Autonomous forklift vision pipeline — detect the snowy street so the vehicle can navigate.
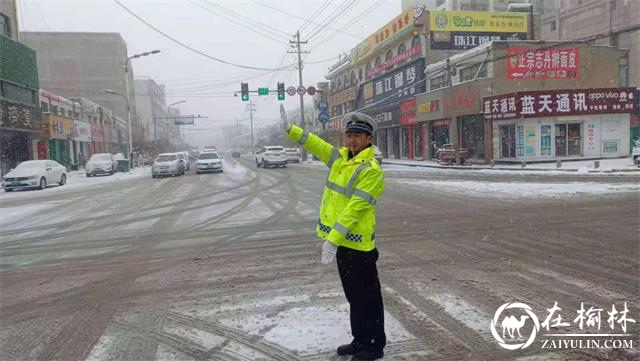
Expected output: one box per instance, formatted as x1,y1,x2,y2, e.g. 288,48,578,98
0,158,638,361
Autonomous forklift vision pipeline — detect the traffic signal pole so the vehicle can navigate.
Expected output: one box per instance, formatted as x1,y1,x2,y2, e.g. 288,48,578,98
289,31,309,126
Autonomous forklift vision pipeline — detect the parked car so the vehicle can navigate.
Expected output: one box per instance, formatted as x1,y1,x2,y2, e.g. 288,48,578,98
152,153,183,177
231,149,242,158
85,153,117,177
373,145,383,165
196,151,223,173
632,140,640,166
2,160,67,192
284,147,302,163
256,146,288,168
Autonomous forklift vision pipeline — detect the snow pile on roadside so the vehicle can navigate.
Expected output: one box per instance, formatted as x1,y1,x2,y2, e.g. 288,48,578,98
395,179,640,198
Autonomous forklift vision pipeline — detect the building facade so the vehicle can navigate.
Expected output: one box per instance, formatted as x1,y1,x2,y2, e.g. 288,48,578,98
416,40,633,162
0,1,42,176
134,77,167,143
19,32,139,136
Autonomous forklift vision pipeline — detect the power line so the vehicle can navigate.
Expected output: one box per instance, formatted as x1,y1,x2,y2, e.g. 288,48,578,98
299,0,333,34
250,0,361,39
196,0,291,41
305,0,360,41
112,0,296,71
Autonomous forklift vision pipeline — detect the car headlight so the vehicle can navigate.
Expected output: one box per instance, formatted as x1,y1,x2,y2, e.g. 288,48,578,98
28,175,39,179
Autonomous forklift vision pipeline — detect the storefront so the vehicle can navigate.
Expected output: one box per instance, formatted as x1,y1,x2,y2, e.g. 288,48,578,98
43,114,74,164
359,59,426,159
484,88,637,160
400,98,419,159
74,120,91,166
90,122,104,155
0,99,42,176
416,89,445,160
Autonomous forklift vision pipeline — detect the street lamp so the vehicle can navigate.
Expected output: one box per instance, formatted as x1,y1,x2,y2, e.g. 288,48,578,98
164,100,186,147
122,50,161,166
105,89,131,167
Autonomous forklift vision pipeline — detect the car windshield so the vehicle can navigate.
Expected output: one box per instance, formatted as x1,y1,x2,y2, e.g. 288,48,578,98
3,2,638,360
199,153,219,159
155,155,176,162
90,154,111,161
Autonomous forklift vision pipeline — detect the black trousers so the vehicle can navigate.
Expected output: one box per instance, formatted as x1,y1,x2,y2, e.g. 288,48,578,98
336,246,386,350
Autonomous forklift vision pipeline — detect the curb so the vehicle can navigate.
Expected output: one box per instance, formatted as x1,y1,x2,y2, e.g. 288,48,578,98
383,160,640,173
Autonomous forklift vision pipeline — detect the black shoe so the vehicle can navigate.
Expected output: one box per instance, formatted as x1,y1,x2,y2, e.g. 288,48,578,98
337,342,364,356
351,348,384,360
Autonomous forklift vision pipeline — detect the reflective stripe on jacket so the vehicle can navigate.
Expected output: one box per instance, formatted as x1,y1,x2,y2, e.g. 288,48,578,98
287,124,384,251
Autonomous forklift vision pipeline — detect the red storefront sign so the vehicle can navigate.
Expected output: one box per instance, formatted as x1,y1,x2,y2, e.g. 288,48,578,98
507,48,579,79
400,98,417,125
484,88,637,120
366,44,421,80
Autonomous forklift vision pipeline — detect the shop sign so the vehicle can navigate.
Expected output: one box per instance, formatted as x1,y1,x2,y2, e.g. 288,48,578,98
366,43,422,79
43,115,74,140
0,100,41,131
445,80,490,116
363,82,374,100
366,59,425,108
400,98,417,125
351,8,415,65
484,88,637,120
362,104,399,128
430,31,527,50
418,99,440,114
329,86,357,106
603,140,619,153
74,121,91,142
430,11,527,33
586,122,596,153
507,48,579,80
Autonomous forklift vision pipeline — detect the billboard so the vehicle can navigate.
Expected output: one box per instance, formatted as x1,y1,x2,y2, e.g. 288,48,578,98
351,8,415,66
429,11,527,33
483,88,637,121
364,59,426,108
507,48,580,79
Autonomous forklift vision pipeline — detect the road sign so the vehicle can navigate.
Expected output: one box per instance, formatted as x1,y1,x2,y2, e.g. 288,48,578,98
258,87,269,96
318,100,328,111
318,111,330,124
297,85,306,95
307,86,316,96
286,86,297,96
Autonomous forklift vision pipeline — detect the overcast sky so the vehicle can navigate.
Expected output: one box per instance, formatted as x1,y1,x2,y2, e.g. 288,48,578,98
17,0,403,147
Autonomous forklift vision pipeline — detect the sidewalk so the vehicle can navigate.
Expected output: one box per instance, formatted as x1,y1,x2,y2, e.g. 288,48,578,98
383,157,640,173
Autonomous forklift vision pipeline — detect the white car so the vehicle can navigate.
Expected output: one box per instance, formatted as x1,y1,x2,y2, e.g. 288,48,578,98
632,140,640,165
152,153,183,177
86,153,117,177
373,145,383,165
178,151,190,171
2,160,67,192
256,146,287,168
196,151,223,173
284,147,302,163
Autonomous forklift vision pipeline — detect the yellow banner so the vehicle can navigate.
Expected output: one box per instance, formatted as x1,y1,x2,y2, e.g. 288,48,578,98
351,8,415,66
429,11,527,33
43,115,74,139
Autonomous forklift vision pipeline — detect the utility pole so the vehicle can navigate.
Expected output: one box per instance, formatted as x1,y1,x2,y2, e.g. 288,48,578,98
289,31,309,127
246,102,256,153
446,57,461,166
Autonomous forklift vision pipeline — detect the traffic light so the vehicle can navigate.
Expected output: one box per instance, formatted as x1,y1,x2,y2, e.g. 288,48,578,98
241,82,249,101
277,82,285,100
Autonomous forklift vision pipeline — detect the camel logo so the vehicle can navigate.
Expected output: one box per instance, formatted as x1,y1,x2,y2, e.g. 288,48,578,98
491,303,540,350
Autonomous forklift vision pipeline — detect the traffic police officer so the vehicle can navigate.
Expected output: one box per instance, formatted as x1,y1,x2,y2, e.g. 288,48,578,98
285,112,385,360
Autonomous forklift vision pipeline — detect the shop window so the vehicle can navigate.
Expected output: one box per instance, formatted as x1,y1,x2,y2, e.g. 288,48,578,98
459,63,487,82
555,123,582,157
430,75,447,90
398,43,406,54
0,13,10,38
500,124,516,158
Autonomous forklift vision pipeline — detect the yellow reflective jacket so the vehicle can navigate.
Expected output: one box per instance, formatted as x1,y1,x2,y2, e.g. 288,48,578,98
287,125,384,252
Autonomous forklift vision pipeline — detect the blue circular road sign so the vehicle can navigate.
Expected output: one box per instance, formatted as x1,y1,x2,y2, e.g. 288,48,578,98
318,100,329,112
318,111,330,123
